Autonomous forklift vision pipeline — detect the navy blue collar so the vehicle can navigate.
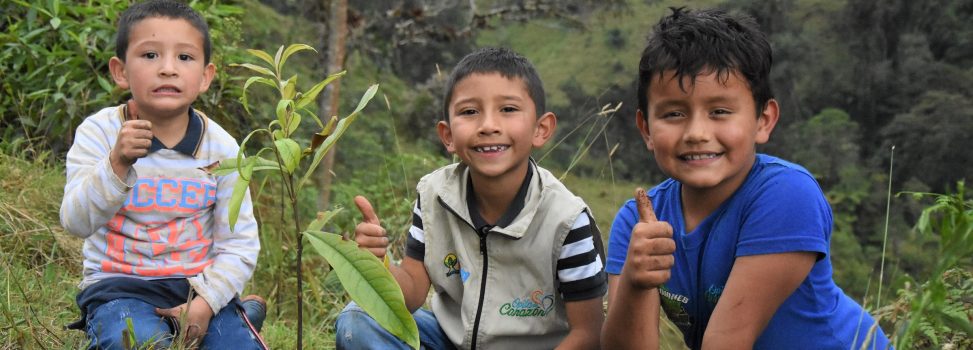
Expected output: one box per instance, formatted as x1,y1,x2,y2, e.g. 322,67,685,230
148,107,205,158
467,161,534,230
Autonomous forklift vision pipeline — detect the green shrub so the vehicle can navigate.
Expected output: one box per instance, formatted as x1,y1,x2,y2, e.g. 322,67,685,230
0,0,245,157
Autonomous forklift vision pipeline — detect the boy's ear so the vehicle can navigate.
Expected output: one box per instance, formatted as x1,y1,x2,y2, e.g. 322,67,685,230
437,120,456,153
198,63,217,93
755,99,780,144
635,109,654,151
109,57,129,90
531,112,557,148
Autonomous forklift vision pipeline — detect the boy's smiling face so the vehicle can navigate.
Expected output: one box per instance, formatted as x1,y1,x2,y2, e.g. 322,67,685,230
438,72,555,185
638,69,778,197
109,17,215,121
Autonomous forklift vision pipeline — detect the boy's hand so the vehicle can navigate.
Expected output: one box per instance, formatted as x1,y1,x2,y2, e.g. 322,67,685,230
109,100,152,176
156,296,214,347
354,195,389,260
622,188,676,290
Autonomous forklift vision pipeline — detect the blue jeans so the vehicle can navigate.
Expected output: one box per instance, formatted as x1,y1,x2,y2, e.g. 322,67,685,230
335,302,455,350
85,298,263,349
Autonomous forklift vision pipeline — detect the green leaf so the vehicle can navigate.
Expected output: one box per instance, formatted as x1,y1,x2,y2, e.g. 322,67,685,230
212,157,281,176
96,76,112,93
228,158,255,232
274,138,302,174
282,75,297,100
306,209,342,232
305,231,419,350
273,45,284,74
295,70,346,109
246,49,275,67
50,17,60,30
278,43,316,74
288,110,302,136
297,84,379,191
240,76,276,114
275,99,293,135
233,63,275,78
935,308,973,336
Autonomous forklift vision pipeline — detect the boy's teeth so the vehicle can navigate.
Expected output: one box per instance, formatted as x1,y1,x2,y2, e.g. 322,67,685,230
685,153,718,160
475,145,508,152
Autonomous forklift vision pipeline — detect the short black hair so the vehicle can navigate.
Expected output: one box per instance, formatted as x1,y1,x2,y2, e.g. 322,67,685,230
442,47,546,121
637,7,773,118
115,0,211,64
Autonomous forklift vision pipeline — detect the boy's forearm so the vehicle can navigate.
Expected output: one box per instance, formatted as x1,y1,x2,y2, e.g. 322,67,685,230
557,297,604,350
390,257,431,312
61,124,134,237
603,275,661,350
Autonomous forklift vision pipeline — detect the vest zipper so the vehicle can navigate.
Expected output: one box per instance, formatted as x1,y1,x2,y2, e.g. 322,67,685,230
470,226,490,350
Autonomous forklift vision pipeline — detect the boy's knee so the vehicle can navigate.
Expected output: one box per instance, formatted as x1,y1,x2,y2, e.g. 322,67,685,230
87,299,173,349
335,302,386,346
89,321,172,349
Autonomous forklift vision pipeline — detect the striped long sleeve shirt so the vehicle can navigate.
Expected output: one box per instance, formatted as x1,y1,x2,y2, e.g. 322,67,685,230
60,105,259,313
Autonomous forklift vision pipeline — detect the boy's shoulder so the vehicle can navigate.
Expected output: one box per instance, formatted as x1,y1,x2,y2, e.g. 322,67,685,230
734,154,826,207
82,104,127,126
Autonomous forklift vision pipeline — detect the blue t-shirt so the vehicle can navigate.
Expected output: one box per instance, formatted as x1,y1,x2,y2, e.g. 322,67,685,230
606,154,890,349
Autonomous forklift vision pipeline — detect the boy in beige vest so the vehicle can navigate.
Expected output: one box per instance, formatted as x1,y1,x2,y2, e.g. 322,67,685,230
335,47,607,350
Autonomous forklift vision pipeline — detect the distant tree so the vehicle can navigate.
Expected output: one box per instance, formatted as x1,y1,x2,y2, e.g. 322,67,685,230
881,91,973,192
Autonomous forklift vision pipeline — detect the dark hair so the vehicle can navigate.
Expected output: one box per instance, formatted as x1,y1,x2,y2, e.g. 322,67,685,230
115,0,211,64
442,47,546,120
637,7,773,118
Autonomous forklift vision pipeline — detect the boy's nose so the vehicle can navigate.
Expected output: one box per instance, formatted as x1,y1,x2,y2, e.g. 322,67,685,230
478,112,501,135
683,114,711,144
159,57,178,77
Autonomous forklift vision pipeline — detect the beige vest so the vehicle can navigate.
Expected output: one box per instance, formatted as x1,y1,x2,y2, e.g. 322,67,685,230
416,162,589,349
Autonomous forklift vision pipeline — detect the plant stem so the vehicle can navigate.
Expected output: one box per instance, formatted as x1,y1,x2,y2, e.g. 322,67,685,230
876,145,894,310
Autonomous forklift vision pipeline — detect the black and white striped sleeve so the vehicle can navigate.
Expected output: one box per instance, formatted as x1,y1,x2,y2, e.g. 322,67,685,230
556,210,608,301
405,195,425,261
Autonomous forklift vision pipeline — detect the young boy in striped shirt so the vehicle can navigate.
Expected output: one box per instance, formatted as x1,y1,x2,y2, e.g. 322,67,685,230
335,47,608,349
61,1,265,348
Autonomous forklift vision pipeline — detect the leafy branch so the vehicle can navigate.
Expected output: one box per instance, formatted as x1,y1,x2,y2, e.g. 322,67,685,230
216,44,417,349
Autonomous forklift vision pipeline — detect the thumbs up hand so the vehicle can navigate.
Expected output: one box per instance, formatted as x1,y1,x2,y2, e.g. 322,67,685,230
622,188,676,290
354,195,389,260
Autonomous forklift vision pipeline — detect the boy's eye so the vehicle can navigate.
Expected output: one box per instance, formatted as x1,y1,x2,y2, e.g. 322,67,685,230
457,108,478,116
143,52,158,59
660,111,684,119
712,109,732,117
500,106,519,113
178,54,193,61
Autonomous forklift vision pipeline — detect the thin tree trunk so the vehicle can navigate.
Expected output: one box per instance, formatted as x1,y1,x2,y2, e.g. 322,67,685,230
316,0,348,211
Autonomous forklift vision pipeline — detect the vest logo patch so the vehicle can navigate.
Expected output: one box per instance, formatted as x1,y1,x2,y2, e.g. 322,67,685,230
443,253,460,277
499,290,554,318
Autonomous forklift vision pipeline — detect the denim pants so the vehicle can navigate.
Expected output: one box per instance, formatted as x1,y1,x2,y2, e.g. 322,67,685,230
335,302,456,350
85,298,264,349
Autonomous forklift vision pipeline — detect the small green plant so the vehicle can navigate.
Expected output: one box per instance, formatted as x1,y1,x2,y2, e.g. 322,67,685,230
882,182,973,348
217,44,417,349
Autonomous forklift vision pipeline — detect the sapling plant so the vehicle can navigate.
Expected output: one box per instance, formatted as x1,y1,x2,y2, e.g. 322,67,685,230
216,44,418,349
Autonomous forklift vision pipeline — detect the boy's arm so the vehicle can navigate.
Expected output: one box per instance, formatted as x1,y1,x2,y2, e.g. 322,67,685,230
701,252,815,349
603,274,661,349
603,189,675,350
556,297,604,350
60,115,146,237
187,167,260,314
390,256,432,312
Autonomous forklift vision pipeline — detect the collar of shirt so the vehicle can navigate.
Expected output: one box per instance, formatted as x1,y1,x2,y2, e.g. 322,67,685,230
466,160,535,231
147,107,206,158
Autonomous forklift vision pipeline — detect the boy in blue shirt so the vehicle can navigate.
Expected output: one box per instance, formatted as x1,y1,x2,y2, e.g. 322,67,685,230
602,7,890,349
